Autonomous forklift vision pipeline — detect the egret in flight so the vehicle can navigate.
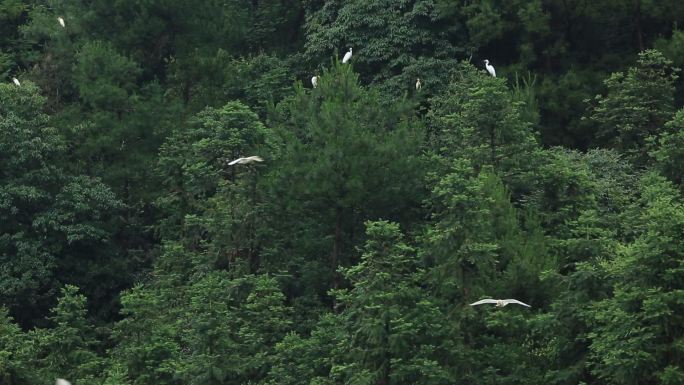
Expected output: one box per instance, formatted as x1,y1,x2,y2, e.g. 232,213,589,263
58,17,65,28
415,78,422,91
311,75,319,88
484,60,496,77
12,77,20,86
469,298,530,307
56,379,72,385
228,156,264,166
342,48,352,64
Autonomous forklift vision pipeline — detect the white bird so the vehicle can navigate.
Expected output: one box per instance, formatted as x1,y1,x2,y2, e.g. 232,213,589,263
415,78,422,91
311,75,319,88
57,17,65,28
228,156,264,166
469,298,531,308
342,48,352,64
56,379,72,385
12,77,20,86
484,59,496,77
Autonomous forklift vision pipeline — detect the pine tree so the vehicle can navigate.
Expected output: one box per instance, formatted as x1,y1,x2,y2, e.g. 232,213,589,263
0,307,34,385
157,101,274,242
31,285,102,383
651,109,684,188
589,173,684,385
110,244,186,385
586,50,679,164
178,273,291,385
529,148,636,385
427,63,541,197
328,221,452,385
262,320,340,385
302,0,466,97
267,62,424,291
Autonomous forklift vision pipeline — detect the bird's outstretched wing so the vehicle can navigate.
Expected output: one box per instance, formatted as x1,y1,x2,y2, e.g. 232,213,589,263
503,299,531,307
246,156,264,163
228,157,244,166
56,379,72,385
228,156,263,166
469,299,498,306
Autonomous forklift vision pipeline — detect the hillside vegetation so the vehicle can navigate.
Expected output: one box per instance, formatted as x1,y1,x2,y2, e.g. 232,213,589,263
1,1,684,384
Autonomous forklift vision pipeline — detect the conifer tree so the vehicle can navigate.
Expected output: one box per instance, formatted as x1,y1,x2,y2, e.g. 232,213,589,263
587,50,679,164
589,173,684,385
651,109,684,188
329,221,452,385
31,285,102,383
303,0,466,95
0,307,33,385
428,63,540,197
110,245,186,385
268,62,424,290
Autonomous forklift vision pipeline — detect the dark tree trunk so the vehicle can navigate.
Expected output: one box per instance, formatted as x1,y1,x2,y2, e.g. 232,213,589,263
490,126,497,167
249,168,260,273
182,79,191,106
634,0,644,51
378,310,391,385
332,205,343,289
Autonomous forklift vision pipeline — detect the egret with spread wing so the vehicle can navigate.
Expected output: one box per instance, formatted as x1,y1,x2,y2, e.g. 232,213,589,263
228,156,264,166
469,298,530,307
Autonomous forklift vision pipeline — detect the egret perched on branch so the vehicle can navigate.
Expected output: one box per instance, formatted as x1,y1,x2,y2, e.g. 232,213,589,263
484,59,496,77
342,48,352,64
12,77,20,86
469,298,530,307
228,156,264,166
56,379,72,385
57,17,65,28
415,78,422,91
311,75,319,88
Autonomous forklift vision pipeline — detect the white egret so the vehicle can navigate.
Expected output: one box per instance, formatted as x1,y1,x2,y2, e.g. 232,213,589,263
342,48,352,64
415,78,422,91
56,379,72,385
484,59,496,77
469,298,531,308
228,156,264,166
12,77,20,87
311,75,319,88
57,17,65,28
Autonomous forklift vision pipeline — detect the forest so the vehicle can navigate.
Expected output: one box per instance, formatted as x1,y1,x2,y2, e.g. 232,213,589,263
1,0,683,384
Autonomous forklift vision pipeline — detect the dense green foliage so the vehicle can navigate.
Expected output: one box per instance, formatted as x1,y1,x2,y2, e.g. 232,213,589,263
1,1,684,384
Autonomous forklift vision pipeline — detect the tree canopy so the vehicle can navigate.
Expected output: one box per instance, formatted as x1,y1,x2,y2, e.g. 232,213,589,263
2,1,684,384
